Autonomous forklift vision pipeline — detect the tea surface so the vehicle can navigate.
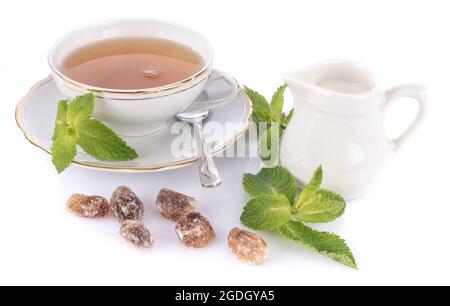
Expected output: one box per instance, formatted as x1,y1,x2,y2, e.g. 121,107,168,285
62,37,204,90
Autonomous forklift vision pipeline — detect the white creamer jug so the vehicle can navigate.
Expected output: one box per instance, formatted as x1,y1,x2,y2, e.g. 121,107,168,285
281,60,427,199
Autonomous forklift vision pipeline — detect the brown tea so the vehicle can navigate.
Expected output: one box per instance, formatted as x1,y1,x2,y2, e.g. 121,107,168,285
62,37,204,90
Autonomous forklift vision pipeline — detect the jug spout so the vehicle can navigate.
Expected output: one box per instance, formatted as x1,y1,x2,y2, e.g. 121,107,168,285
282,60,380,115
282,71,311,94
284,60,376,94
282,71,315,107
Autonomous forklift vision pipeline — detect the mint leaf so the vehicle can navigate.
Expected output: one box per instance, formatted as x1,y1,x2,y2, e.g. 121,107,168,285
297,166,323,205
294,166,345,223
295,189,345,223
278,221,357,269
239,165,355,268
76,119,138,161
66,93,95,126
281,108,294,129
52,100,68,140
51,94,138,173
244,86,271,126
245,85,294,162
270,84,287,122
243,166,298,203
51,127,77,173
239,166,355,268
241,194,292,230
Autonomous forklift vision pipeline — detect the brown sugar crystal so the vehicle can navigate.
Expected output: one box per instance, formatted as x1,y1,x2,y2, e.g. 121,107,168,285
176,212,215,248
110,186,144,222
156,188,196,221
66,194,109,218
228,228,268,265
119,220,153,249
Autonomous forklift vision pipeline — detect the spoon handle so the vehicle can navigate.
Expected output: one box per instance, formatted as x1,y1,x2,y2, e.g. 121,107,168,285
193,120,222,188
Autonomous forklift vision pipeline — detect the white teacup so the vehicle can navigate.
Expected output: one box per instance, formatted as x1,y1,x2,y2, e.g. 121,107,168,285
48,19,239,136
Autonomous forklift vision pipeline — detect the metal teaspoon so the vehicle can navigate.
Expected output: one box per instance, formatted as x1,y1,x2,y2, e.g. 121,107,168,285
176,110,222,188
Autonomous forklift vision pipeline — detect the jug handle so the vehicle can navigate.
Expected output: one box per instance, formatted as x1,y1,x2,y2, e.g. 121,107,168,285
383,84,427,151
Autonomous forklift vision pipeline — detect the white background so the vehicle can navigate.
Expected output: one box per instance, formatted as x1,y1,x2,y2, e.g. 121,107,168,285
1,0,449,286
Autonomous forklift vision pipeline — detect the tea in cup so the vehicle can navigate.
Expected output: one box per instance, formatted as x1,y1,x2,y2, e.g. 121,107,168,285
48,19,239,136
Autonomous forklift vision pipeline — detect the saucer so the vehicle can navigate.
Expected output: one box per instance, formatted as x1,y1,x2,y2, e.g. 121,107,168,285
16,76,252,172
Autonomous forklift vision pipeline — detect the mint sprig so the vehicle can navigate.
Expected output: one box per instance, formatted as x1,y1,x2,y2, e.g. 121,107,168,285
294,167,345,223
243,166,297,203
241,166,357,269
52,100,69,141
51,127,77,173
245,85,293,132
241,194,292,230
278,221,357,269
51,93,138,173
245,85,294,165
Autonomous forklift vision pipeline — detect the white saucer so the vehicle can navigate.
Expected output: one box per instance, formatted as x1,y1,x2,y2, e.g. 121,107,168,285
16,76,252,172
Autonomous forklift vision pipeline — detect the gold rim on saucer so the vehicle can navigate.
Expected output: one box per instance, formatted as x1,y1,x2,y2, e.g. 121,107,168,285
15,77,253,173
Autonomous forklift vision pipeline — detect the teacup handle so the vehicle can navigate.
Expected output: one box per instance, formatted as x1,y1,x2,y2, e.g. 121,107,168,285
185,69,240,112
383,84,427,151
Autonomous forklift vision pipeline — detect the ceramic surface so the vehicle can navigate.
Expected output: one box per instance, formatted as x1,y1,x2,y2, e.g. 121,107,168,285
16,77,252,173
281,59,427,199
48,19,239,136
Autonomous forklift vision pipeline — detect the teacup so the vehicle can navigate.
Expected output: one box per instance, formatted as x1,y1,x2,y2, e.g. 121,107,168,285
48,19,239,136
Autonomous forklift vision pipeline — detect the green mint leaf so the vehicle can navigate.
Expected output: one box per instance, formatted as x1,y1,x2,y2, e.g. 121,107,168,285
241,194,292,230
281,108,294,129
270,84,287,122
243,166,298,204
297,166,323,205
51,94,139,173
66,93,95,126
244,86,271,125
76,119,138,161
51,127,77,173
294,166,345,223
245,85,294,163
278,221,357,269
52,100,69,140
295,189,346,223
